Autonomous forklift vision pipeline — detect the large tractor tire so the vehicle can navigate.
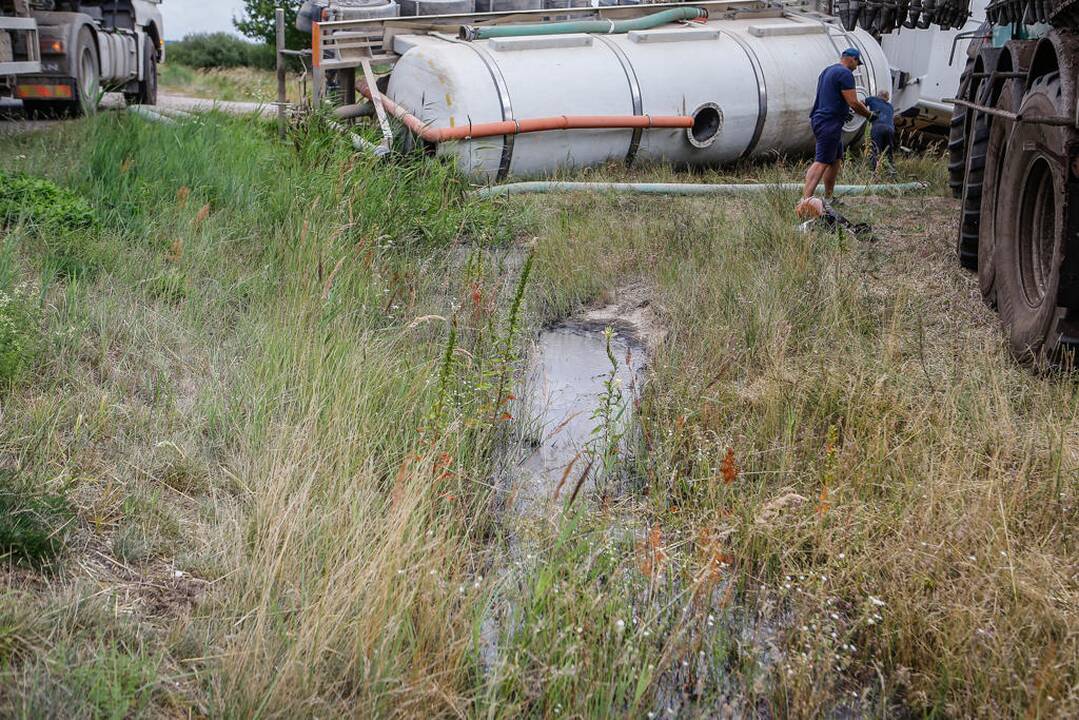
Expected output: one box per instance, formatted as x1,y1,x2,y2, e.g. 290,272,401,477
976,78,1021,306
994,72,1073,362
946,56,975,199
957,48,1002,272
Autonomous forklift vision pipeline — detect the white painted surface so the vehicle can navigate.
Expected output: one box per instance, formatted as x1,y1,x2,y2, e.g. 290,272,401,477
387,17,890,179
880,0,988,126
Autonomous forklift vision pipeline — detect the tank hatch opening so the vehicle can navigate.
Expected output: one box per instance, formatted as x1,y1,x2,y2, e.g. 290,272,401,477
688,103,723,148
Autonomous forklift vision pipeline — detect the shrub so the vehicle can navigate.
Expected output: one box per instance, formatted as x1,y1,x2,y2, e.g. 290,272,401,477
0,171,98,233
166,33,276,71
0,172,103,279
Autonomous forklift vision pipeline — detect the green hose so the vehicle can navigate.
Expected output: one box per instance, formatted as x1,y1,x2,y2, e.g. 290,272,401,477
473,181,928,199
459,7,708,41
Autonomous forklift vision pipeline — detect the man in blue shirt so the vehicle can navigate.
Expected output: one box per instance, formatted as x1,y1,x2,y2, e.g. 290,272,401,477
800,48,876,205
865,89,896,175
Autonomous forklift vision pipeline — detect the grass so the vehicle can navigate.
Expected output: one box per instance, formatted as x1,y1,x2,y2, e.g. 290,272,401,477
0,470,72,567
160,62,303,104
0,108,1074,719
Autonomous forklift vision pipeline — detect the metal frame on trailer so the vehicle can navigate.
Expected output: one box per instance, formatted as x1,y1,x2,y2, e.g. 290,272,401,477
310,1,783,68
0,14,40,77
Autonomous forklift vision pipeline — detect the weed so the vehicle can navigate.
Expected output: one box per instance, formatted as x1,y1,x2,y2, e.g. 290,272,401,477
143,269,188,304
0,471,72,567
0,171,97,233
0,171,103,279
55,646,158,720
589,326,628,491
0,280,40,387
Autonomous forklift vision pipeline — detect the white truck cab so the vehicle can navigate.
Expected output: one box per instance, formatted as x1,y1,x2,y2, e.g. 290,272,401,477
1,1,164,116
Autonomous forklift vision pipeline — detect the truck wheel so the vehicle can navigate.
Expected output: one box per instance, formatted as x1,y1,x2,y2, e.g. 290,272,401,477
69,26,100,117
126,38,158,106
946,56,975,199
994,73,1070,362
976,78,1020,306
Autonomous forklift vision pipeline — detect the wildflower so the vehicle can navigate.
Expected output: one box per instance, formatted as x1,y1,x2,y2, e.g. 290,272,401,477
721,447,738,484
868,596,885,607
615,619,625,634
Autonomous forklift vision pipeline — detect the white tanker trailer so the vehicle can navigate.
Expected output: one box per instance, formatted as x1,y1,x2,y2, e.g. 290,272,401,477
307,1,891,179
878,0,988,130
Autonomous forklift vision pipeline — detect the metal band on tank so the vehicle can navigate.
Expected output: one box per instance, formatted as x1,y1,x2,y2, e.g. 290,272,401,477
844,33,877,98
595,36,645,166
719,30,767,159
440,34,516,180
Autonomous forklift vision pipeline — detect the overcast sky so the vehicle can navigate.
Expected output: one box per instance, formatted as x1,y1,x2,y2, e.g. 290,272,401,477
161,0,248,41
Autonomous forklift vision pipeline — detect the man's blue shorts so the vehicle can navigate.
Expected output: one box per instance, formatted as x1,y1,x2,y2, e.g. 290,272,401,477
811,117,845,164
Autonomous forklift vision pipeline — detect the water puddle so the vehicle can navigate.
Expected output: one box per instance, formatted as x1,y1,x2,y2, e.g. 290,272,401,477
508,324,643,515
479,290,659,674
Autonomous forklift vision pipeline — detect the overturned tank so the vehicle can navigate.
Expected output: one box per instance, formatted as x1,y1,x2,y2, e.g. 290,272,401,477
381,12,890,179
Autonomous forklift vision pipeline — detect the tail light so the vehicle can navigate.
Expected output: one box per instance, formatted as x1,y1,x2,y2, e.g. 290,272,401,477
40,38,65,55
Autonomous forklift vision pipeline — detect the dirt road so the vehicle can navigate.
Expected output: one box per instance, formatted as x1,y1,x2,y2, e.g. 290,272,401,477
0,92,275,134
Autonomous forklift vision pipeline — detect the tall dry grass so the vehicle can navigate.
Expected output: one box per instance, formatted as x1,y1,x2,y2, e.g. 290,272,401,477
0,111,1073,718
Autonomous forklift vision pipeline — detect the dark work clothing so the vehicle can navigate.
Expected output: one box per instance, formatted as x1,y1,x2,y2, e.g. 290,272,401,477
870,125,895,171
812,116,845,164
865,96,895,130
811,63,856,122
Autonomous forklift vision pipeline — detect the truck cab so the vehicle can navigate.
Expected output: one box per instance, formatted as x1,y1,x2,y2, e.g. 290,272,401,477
2,1,164,116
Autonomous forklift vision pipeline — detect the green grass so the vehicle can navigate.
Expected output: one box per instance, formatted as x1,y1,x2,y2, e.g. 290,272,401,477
0,109,1073,719
160,62,301,104
0,470,72,567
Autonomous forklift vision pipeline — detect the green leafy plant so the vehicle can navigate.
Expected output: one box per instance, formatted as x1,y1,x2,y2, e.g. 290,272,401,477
0,171,103,278
0,171,98,233
0,471,72,567
589,326,628,491
0,277,41,387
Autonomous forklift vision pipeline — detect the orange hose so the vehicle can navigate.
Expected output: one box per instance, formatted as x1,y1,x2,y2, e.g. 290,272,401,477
359,84,693,142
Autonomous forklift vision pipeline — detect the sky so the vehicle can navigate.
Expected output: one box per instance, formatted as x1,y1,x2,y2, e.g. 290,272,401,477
160,0,249,41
